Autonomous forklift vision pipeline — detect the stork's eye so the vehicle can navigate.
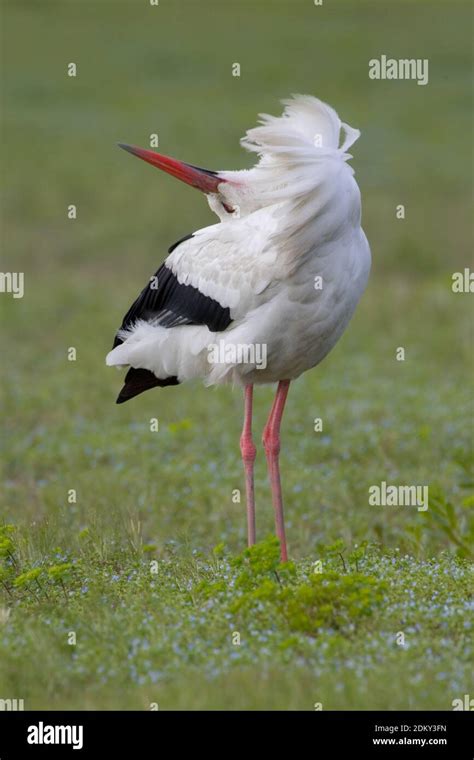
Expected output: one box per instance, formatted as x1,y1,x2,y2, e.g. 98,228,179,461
222,202,235,214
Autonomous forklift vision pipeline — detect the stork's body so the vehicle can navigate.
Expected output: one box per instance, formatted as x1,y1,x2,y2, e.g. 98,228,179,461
107,96,371,560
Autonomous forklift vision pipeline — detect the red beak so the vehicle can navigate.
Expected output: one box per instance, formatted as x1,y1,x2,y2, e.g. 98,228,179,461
118,143,223,194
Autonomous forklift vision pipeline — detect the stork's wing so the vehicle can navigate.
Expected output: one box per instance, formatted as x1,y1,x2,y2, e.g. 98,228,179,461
112,234,232,348
112,219,279,348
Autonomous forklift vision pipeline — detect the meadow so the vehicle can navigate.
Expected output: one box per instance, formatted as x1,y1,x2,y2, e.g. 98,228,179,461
0,0,472,710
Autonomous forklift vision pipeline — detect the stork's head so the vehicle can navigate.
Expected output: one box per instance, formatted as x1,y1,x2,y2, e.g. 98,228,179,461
117,143,248,222
118,95,361,224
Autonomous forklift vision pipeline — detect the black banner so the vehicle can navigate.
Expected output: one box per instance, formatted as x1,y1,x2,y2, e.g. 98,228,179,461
0,710,472,757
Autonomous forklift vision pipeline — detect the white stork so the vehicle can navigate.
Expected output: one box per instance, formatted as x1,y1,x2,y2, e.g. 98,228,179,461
106,95,371,561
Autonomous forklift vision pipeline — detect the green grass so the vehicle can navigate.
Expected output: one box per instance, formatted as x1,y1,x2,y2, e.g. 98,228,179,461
0,0,472,710
1,532,472,710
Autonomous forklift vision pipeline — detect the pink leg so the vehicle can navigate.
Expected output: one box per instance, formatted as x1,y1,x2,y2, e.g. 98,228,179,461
262,380,291,562
240,385,257,546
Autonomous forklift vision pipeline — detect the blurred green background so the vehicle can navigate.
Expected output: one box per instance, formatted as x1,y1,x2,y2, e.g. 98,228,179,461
0,0,472,710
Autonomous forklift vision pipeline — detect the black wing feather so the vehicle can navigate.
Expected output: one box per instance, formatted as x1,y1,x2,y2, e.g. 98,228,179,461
112,236,232,404
113,257,232,348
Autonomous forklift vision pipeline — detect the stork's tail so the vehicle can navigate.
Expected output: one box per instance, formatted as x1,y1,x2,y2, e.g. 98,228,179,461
116,367,179,404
